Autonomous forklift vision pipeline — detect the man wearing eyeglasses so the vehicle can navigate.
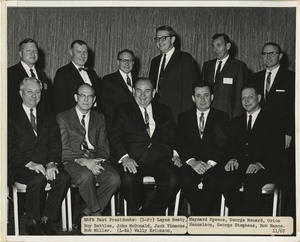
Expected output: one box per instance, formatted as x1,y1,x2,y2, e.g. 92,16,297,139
56,83,120,231
202,33,249,119
101,49,138,131
53,40,101,114
149,25,197,121
252,42,295,218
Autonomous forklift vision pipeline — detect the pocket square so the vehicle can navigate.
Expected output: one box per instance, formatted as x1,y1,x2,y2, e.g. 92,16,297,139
276,89,285,92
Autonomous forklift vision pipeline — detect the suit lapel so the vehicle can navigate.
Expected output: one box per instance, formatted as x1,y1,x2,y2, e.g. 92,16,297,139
116,71,133,96
68,62,85,86
19,106,37,138
17,62,29,78
164,50,179,75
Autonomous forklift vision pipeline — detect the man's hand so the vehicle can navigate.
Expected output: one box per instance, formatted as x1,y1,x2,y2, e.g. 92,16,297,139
172,156,182,167
75,158,105,175
224,159,239,172
25,161,46,175
189,159,208,175
45,163,59,181
122,157,139,174
285,135,292,149
246,162,263,174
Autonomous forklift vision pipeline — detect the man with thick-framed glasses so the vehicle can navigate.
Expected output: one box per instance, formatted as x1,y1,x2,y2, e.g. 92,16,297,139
56,83,120,231
149,25,197,122
252,42,295,219
101,49,138,131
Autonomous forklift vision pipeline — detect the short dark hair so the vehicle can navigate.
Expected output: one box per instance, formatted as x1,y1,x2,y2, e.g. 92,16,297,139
19,38,38,51
262,42,282,53
117,49,135,60
134,77,154,90
212,33,231,45
71,40,88,49
241,82,262,96
192,81,213,95
156,25,176,37
77,83,95,94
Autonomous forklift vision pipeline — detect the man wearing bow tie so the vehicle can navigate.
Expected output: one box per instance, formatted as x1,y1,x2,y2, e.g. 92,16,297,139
175,81,229,215
8,38,53,115
53,40,101,114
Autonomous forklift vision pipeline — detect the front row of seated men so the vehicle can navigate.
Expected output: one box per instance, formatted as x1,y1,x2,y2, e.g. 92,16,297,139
8,77,285,235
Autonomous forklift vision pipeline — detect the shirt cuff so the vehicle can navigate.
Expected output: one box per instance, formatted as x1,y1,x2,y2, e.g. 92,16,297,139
207,160,217,167
186,158,196,164
173,150,179,157
119,154,129,163
255,162,265,169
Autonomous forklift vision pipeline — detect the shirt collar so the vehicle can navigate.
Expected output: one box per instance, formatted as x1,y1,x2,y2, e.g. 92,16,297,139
75,106,90,119
119,69,132,80
247,107,261,119
217,54,230,64
21,61,35,71
266,64,280,74
196,108,210,117
72,61,85,70
163,47,175,58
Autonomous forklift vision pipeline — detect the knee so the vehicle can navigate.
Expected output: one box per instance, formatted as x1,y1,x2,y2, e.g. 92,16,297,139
120,172,135,188
57,171,71,187
28,173,47,188
77,168,95,184
107,171,121,189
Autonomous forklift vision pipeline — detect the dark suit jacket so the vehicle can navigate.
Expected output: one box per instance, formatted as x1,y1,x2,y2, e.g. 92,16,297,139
252,67,295,136
8,62,52,114
101,70,138,131
229,110,284,172
202,57,249,119
56,107,110,162
175,108,229,166
8,105,62,185
53,62,101,114
109,100,176,166
149,49,197,121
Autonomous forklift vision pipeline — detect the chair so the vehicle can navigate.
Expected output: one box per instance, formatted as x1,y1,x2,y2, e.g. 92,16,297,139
66,183,116,231
12,182,70,235
123,176,181,216
220,183,281,216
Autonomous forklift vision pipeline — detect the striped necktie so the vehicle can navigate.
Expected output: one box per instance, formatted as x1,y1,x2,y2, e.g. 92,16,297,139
81,115,90,157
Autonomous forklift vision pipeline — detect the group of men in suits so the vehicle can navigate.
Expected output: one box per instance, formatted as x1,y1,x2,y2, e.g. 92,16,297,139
7,25,295,235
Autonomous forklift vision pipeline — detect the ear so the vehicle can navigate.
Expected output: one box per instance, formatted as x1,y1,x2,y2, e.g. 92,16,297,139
192,95,195,103
133,88,136,96
152,90,156,98
211,94,214,102
19,90,23,99
92,96,96,104
19,51,22,59
279,53,283,61
69,49,73,56
258,94,262,103
74,93,78,102
226,42,231,51
171,36,176,44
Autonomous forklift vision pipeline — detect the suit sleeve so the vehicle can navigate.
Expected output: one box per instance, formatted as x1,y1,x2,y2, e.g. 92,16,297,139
101,75,115,122
174,114,191,162
94,115,110,159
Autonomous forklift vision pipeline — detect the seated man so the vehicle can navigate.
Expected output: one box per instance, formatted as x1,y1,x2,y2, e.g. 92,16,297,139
222,83,284,215
8,77,71,235
175,81,229,215
109,77,180,215
56,83,120,230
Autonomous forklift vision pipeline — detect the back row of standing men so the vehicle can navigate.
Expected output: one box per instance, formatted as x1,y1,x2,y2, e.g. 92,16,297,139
8,25,295,235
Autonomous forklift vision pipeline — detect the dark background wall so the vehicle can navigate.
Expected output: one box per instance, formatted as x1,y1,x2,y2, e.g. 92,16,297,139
7,7,296,82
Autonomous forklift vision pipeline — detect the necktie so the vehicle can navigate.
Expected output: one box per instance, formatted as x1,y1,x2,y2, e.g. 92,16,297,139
265,72,272,98
81,115,90,157
30,69,36,78
199,112,205,137
215,60,222,82
144,108,150,136
247,115,252,134
126,75,132,87
78,67,88,72
157,54,166,92
30,108,37,134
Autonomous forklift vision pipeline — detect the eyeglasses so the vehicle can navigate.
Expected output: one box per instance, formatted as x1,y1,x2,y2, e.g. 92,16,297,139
154,36,172,42
261,51,280,57
77,93,95,100
118,59,134,63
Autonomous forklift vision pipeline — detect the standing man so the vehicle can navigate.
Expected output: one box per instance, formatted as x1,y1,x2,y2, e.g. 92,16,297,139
175,82,229,215
101,49,138,131
202,33,249,119
53,40,101,114
252,42,295,217
8,38,52,114
109,78,180,215
8,77,70,235
56,83,120,230
149,25,197,121
222,84,283,215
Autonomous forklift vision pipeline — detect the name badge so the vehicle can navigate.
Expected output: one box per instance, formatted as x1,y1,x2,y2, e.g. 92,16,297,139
276,89,285,92
43,83,48,90
223,77,233,84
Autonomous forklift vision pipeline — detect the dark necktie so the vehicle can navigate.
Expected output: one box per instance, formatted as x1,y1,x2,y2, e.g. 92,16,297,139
215,60,222,82
78,67,88,72
199,112,205,137
265,71,272,98
144,108,150,136
126,75,132,87
247,114,252,134
30,69,36,78
81,115,90,157
30,108,37,134
157,54,166,92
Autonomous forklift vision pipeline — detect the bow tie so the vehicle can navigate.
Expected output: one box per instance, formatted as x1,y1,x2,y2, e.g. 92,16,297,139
78,67,88,72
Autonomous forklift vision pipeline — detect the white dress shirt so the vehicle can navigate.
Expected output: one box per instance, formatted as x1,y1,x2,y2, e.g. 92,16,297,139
75,107,94,150
21,61,39,79
119,70,133,92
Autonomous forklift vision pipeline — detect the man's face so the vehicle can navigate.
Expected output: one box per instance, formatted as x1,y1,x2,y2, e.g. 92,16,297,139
155,30,175,54
262,44,283,70
19,81,41,108
192,86,213,112
75,85,96,113
117,51,134,74
133,80,155,108
69,43,88,67
212,36,231,60
19,42,38,67
241,88,261,114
